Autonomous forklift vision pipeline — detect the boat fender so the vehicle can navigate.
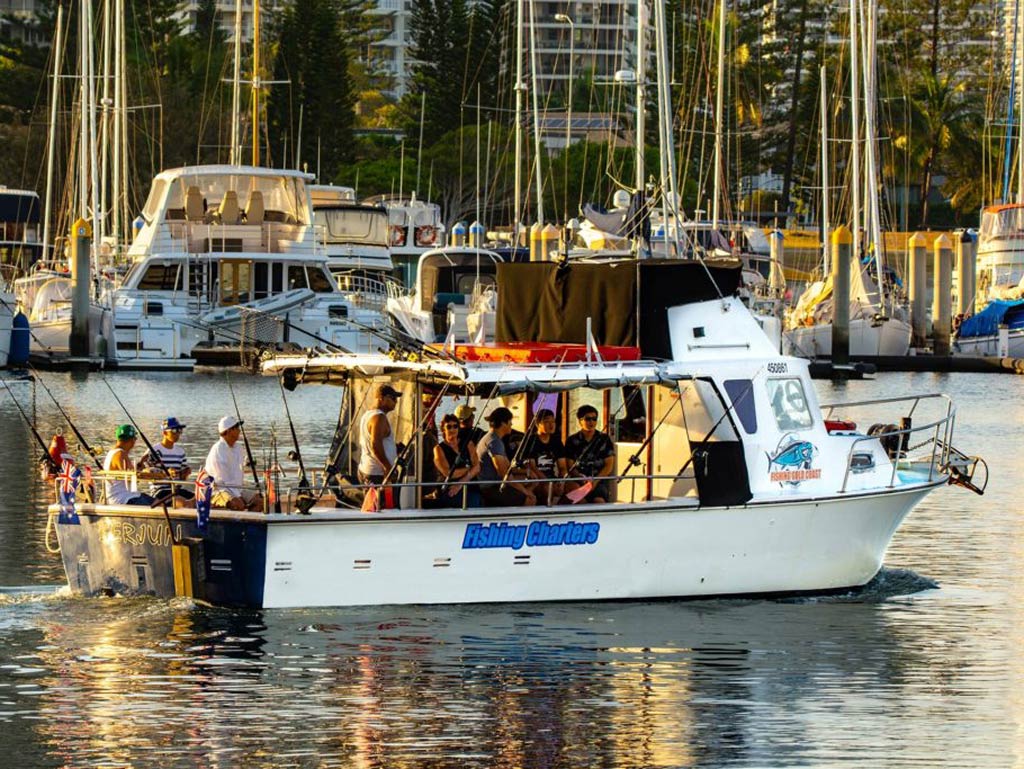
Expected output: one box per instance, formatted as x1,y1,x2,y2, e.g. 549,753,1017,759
867,423,901,460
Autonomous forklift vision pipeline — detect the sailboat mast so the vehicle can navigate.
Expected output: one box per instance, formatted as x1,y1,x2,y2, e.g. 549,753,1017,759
712,0,725,229
112,0,123,251
820,65,830,275
86,0,100,254
252,0,261,166
1019,3,1024,202
78,0,88,220
99,0,110,249
527,0,544,225
231,0,242,165
849,0,861,264
863,0,885,303
513,0,524,241
43,3,65,260
635,0,646,196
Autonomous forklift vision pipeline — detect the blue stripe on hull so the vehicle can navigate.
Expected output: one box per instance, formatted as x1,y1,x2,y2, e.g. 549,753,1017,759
56,512,267,607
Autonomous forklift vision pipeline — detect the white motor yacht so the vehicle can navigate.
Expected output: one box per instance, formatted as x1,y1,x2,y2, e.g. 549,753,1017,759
107,165,391,369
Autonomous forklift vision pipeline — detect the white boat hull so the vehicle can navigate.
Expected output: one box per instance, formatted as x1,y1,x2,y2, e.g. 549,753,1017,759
784,317,912,358
259,485,932,608
953,328,1024,358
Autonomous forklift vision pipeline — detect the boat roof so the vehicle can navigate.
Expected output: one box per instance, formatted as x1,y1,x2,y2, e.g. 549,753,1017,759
152,165,316,183
982,203,1024,214
262,351,685,394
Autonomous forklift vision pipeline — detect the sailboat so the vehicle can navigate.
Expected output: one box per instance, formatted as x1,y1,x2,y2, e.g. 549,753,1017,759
783,0,911,359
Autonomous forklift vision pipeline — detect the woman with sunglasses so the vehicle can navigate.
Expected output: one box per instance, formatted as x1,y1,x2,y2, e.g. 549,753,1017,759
430,414,482,508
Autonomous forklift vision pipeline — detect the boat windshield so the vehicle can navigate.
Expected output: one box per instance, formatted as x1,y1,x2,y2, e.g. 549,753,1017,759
164,173,309,225
980,207,1024,240
314,208,389,245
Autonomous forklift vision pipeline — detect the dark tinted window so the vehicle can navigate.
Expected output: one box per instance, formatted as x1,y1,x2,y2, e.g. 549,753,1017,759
137,263,181,291
723,379,757,434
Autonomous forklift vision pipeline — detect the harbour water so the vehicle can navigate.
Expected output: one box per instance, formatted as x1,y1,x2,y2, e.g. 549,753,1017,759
0,371,1019,767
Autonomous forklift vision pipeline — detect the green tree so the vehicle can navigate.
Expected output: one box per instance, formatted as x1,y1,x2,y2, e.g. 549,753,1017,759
267,0,356,178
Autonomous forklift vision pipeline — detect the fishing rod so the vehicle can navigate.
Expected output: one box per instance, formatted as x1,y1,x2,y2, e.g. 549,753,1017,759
276,374,315,513
618,380,688,479
564,382,646,480
380,378,455,486
226,373,262,493
100,375,180,543
30,368,103,469
0,376,58,472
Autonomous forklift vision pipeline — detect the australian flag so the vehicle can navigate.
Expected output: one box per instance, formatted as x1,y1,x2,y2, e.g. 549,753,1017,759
194,468,214,532
57,459,81,524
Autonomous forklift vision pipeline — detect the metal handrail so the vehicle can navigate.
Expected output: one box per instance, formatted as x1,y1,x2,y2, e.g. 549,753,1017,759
822,393,957,493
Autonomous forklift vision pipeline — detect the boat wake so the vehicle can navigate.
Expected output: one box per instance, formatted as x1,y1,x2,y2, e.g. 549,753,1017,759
778,567,939,604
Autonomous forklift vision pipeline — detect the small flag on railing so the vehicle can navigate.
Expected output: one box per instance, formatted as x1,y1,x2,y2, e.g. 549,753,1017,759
57,459,82,524
194,468,214,532
565,481,593,505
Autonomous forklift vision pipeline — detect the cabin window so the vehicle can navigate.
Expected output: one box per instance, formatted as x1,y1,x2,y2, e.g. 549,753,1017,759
253,262,270,300
766,378,813,431
287,265,308,290
307,266,335,293
609,385,647,443
723,379,757,434
272,263,284,293
141,179,167,223
220,260,252,305
455,274,495,295
136,263,182,291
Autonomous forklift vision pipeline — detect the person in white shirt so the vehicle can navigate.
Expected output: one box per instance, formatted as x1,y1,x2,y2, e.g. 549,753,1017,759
204,415,263,511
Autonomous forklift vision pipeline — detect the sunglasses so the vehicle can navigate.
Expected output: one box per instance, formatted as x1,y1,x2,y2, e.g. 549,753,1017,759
581,415,598,422
442,423,460,430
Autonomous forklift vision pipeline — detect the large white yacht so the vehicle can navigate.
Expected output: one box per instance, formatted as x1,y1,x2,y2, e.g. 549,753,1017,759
107,165,388,368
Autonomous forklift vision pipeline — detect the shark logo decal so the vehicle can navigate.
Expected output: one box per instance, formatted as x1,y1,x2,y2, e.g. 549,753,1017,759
767,434,822,485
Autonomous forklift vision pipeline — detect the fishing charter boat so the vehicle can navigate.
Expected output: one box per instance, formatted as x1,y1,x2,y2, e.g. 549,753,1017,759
106,165,387,369
47,260,984,608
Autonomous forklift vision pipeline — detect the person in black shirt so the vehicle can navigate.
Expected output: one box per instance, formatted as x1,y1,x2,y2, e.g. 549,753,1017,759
430,413,481,507
522,409,567,504
565,404,616,503
455,403,485,447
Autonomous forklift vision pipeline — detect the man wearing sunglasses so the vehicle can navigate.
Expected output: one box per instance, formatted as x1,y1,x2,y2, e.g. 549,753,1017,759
138,416,194,503
565,405,616,504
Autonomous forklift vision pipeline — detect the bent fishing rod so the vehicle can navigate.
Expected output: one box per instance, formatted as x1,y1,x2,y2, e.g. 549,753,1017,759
226,373,262,493
30,368,104,469
0,376,58,471
380,378,455,486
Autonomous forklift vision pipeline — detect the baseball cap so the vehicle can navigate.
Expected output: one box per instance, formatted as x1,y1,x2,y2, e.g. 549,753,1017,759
487,407,513,426
115,424,137,440
376,383,402,399
218,415,243,434
162,416,186,431
454,404,476,420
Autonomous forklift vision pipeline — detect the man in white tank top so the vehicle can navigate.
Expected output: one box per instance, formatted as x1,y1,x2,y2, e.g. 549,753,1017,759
357,383,401,485
103,424,155,506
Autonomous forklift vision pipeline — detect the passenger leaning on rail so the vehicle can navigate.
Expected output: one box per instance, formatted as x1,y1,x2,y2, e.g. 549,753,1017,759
565,405,616,504
103,424,156,506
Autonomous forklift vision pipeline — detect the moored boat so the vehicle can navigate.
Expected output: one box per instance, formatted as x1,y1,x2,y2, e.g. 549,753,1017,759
47,261,984,608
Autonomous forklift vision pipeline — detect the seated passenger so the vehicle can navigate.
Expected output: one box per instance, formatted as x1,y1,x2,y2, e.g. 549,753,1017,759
137,416,194,504
430,414,481,507
456,403,485,447
522,409,567,505
477,407,536,507
103,424,156,506
564,405,616,503
205,416,263,511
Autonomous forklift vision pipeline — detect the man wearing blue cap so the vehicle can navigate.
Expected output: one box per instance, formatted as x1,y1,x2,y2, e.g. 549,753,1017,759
138,416,194,502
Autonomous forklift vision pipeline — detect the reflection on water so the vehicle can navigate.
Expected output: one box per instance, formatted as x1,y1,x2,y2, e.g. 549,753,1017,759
0,371,1020,767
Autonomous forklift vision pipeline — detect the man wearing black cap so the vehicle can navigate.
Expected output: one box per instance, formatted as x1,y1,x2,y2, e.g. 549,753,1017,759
477,407,536,507
358,383,402,485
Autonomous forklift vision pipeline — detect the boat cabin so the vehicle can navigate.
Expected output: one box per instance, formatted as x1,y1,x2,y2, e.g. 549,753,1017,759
129,165,316,260
0,187,43,273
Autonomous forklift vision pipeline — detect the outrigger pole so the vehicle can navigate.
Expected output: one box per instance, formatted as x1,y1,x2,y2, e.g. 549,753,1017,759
0,377,58,472
30,368,104,470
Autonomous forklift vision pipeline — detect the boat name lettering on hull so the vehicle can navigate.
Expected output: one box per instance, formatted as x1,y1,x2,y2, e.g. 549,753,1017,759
462,520,600,550
103,520,178,547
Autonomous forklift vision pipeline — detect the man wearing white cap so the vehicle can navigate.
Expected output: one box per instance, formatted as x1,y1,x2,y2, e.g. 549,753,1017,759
204,415,263,511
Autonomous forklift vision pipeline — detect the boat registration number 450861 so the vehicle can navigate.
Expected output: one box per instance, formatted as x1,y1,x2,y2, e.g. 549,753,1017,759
767,361,789,374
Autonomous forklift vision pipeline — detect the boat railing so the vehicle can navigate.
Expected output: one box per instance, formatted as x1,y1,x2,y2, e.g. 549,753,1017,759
819,393,956,492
